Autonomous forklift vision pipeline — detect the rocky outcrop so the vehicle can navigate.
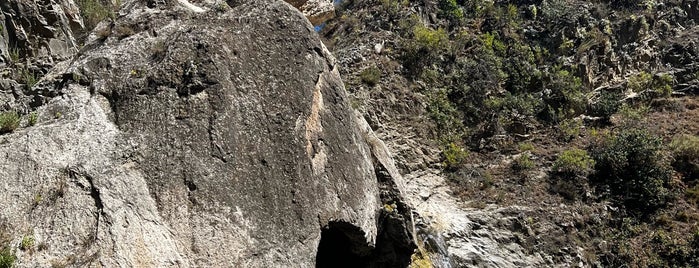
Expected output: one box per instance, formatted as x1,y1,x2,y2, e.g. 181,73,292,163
0,0,414,266
285,0,335,25
0,0,84,113
0,0,82,66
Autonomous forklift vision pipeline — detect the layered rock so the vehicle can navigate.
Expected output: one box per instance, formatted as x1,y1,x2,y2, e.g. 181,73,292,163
0,0,84,113
285,0,335,25
0,0,82,66
0,0,413,266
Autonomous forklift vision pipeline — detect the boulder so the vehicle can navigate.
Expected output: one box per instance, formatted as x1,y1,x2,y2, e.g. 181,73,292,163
0,0,412,266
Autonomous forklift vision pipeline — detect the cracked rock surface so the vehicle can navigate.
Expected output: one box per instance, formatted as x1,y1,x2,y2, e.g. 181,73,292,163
0,0,407,266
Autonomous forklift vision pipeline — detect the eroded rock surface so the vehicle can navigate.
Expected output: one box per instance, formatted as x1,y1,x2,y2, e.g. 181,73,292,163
0,0,412,266
284,0,335,25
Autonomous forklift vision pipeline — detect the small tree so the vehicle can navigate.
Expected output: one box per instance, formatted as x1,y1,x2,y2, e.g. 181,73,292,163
590,128,673,213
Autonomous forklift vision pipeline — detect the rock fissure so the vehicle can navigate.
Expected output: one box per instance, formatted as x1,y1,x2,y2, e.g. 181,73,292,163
67,167,105,242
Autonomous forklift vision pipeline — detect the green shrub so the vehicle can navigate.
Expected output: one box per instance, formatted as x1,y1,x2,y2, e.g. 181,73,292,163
438,0,464,24
655,73,673,97
402,25,448,75
27,112,38,126
558,119,582,141
427,89,463,137
0,247,14,268
20,68,37,89
618,103,650,122
541,68,585,122
442,143,469,170
589,90,621,120
359,66,381,86
628,71,653,93
412,25,448,52
553,148,595,177
380,0,409,17
512,153,535,172
0,111,20,134
76,0,117,30
669,135,699,179
627,72,673,99
518,142,535,152
479,32,506,54
551,149,594,200
590,128,673,212
20,235,33,251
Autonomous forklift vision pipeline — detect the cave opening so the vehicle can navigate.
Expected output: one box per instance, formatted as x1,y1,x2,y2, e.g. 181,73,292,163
315,221,371,268
315,215,416,268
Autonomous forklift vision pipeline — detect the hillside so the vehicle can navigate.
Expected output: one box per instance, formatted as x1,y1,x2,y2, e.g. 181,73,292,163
321,0,699,266
0,0,697,267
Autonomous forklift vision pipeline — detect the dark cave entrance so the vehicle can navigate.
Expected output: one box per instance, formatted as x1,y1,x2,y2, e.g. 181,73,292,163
315,222,371,268
315,215,416,268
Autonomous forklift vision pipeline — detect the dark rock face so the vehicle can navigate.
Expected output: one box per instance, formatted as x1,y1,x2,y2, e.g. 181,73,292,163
0,0,83,113
0,0,414,266
0,0,82,65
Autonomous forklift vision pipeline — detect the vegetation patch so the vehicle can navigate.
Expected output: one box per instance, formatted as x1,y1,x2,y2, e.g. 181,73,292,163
590,128,673,213
669,134,699,179
512,153,534,172
359,66,381,86
76,0,118,30
20,235,34,251
553,148,595,177
442,142,469,170
0,111,20,134
0,246,14,268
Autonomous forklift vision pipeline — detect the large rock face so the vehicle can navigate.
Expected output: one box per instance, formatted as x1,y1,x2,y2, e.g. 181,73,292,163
0,0,413,266
0,0,82,65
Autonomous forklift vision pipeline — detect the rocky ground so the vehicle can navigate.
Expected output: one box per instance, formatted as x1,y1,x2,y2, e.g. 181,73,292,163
321,0,699,267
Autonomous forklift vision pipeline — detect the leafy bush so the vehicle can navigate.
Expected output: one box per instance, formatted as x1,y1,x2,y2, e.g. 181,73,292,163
0,111,20,134
590,128,673,212
628,71,652,93
551,149,595,200
512,153,535,172
669,135,699,179
589,90,621,120
438,0,464,24
627,72,673,99
402,25,448,75
518,142,535,152
541,68,585,122
427,89,463,137
617,103,650,122
27,112,38,126
554,148,595,177
442,143,469,170
412,25,448,52
20,235,34,251
76,0,117,30
359,66,381,86
0,247,14,268
558,119,582,141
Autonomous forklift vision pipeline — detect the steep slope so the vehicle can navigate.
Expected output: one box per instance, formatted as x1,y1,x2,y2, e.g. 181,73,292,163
0,0,414,267
321,0,699,267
